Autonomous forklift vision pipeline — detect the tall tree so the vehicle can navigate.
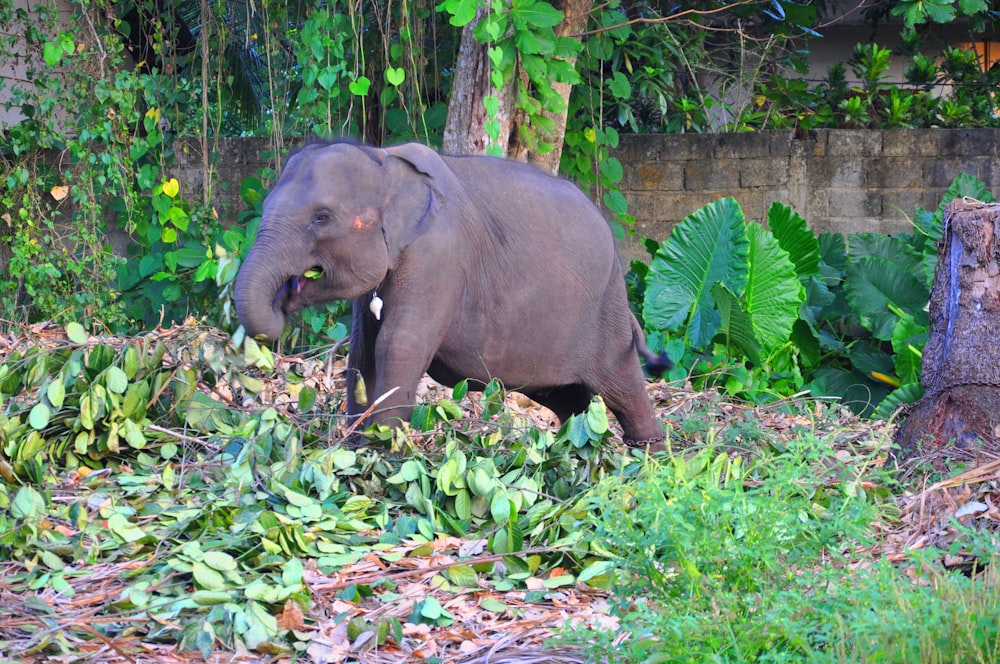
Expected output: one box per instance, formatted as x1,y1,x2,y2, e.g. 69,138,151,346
442,0,589,172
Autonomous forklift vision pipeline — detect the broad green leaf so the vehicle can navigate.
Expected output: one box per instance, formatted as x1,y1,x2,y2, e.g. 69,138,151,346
599,157,624,183
958,0,988,15
122,418,147,449
29,402,51,430
11,486,46,520
105,366,129,394
744,222,805,354
603,189,628,215
511,0,564,28
445,564,478,587
280,486,315,508
316,65,338,90
490,494,513,525
348,76,371,96
385,67,405,86
191,590,234,605
455,489,472,520
192,562,226,591
713,284,762,365
807,366,891,418
298,385,317,412
43,41,64,66
162,177,180,198
585,397,609,435
891,314,927,385
283,557,304,586
844,257,929,340
65,321,88,344
332,448,357,470
848,232,922,275
543,574,575,589
768,202,820,281
442,0,478,26
107,513,148,543
607,71,631,99
644,197,750,348
467,467,494,497
480,597,507,612
874,382,925,419
202,551,238,572
243,337,275,370
46,379,65,409
577,560,614,584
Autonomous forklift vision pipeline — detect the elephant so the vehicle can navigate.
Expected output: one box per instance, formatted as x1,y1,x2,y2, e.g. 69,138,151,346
234,140,670,448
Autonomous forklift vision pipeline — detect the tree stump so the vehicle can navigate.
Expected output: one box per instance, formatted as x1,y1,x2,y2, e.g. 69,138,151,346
894,199,1000,464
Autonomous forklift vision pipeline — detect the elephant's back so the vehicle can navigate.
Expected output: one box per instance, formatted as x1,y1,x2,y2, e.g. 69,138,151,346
442,153,616,264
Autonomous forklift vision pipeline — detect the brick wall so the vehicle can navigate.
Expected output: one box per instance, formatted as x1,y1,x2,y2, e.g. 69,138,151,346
613,129,1000,262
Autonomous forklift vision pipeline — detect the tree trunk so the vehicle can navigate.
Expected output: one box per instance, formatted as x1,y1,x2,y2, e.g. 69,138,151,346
442,0,589,173
894,199,1000,465
507,0,589,174
442,5,517,157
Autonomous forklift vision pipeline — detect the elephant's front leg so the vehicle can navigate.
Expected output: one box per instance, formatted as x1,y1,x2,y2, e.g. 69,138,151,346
363,306,450,429
346,295,378,418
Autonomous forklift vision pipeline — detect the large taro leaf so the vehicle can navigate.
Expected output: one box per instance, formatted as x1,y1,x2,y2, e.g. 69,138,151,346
768,202,820,282
712,283,762,365
919,173,996,286
744,222,805,355
644,197,750,348
874,382,925,420
847,232,923,275
891,314,927,386
844,256,929,341
806,365,891,418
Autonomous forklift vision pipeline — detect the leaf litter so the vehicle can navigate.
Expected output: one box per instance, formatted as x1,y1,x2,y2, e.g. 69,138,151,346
0,321,997,662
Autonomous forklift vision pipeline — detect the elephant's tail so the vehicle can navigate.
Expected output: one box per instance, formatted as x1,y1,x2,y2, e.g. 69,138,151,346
631,315,673,377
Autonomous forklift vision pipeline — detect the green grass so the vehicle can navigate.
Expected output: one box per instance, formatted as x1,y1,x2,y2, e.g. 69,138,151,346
557,425,1000,663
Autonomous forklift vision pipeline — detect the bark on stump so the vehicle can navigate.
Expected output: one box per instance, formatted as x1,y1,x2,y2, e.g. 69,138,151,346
894,199,1000,464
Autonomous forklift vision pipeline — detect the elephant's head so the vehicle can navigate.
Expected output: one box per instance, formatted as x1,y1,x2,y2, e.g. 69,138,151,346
234,141,439,340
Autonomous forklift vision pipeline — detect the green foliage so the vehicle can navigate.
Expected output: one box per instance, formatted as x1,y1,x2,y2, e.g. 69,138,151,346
758,37,1000,131
642,199,806,401
559,436,999,663
0,323,634,655
636,175,992,416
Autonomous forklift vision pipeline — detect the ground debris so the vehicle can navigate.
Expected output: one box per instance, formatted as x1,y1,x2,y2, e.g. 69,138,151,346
0,323,997,662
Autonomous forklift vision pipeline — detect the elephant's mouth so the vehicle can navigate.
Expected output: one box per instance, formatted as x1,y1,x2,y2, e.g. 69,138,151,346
273,267,324,314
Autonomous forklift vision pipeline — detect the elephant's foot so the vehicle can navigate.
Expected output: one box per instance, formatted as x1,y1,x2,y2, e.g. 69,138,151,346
624,436,667,454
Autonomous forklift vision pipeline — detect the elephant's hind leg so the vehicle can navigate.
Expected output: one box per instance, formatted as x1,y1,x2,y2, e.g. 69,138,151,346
594,363,665,451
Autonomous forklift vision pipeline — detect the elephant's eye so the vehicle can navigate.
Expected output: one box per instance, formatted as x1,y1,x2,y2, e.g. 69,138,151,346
313,211,330,225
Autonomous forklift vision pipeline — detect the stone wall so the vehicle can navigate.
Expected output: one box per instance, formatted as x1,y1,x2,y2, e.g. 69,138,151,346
613,129,1000,262
11,130,998,268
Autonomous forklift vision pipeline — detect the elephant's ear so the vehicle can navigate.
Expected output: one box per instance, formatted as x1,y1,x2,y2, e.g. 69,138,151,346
385,142,446,178
380,143,451,268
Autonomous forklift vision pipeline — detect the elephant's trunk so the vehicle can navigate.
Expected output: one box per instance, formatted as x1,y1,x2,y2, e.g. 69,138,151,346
234,239,294,341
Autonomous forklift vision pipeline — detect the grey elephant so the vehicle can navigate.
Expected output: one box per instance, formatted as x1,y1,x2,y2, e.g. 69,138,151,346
234,141,669,448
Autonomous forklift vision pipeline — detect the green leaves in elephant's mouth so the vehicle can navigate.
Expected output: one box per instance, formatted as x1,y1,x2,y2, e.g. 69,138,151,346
274,267,324,313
